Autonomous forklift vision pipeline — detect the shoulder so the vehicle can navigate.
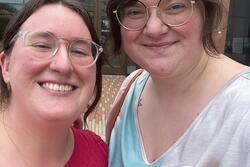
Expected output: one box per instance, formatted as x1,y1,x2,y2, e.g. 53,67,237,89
240,71,250,80
68,128,108,166
218,71,250,111
113,69,148,107
218,71,250,137
228,70,250,96
121,69,146,87
123,69,149,90
72,127,107,149
71,128,108,156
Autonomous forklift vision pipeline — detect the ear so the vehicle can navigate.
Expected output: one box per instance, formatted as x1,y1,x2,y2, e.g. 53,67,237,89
0,51,11,84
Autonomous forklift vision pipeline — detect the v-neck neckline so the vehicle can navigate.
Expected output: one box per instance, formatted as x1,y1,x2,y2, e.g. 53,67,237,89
133,69,250,165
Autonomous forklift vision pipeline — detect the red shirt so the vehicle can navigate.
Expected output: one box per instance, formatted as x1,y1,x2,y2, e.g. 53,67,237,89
66,128,108,167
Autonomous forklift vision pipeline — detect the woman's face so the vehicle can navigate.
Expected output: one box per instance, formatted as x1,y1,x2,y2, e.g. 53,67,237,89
120,0,205,78
0,4,96,123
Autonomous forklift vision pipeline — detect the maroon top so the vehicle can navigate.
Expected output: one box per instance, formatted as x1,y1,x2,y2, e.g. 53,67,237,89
66,128,108,167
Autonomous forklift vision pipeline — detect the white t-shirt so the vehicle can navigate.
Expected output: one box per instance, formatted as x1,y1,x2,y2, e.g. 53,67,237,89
109,70,250,167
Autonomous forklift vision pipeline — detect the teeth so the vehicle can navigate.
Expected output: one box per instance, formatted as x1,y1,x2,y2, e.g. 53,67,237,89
41,82,73,92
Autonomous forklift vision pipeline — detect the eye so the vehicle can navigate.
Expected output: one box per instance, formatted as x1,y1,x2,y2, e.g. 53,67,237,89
29,42,53,51
123,6,146,19
70,48,89,57
162,3,187,15
26,34,55,52
125,9,145,17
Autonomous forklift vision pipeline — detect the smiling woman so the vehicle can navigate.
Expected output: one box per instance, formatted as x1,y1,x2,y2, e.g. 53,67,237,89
106,0,250,166
0,0,108,167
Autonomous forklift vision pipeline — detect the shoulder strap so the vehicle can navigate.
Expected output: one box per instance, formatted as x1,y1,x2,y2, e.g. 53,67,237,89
105,69,144,144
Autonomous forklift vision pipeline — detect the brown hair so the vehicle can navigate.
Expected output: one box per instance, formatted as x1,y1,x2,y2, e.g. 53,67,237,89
106,0,224,55
1,0,103,125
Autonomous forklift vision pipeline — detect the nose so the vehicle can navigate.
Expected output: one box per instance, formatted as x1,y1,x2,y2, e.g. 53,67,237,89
143,8,169,38
49,44,74,74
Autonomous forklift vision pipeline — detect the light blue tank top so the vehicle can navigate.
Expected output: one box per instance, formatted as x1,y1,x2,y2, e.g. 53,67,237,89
109,70,250,167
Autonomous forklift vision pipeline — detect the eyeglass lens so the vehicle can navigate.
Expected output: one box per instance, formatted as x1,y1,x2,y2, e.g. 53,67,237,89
24,31,99,67
116,0,194,30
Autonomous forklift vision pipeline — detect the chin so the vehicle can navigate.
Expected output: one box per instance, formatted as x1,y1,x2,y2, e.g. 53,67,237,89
150,68,181,80
145,62,172,75
36,106,80,123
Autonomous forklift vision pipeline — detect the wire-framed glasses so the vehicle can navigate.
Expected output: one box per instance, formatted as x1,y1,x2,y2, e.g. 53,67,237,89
10,31,103,68
113,0,196,31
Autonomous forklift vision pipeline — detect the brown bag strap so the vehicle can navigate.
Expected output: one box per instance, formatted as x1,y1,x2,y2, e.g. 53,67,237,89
105,69,144,144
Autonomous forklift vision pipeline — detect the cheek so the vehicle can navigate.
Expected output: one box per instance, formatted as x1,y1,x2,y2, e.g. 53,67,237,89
76,67,97,106
183,11,204,41
76,67,96,89
173,19,203,49
9,49,45,81
87,71,96,90
121,28,138,49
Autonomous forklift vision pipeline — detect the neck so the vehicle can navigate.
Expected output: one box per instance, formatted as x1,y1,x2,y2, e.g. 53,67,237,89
149,52,210,97
0,108,74,167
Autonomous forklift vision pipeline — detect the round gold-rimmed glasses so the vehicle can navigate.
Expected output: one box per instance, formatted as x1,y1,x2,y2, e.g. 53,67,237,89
113,0,196,31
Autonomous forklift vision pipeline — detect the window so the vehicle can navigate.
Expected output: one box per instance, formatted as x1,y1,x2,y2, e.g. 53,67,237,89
225,0,250,65
0,2,23,49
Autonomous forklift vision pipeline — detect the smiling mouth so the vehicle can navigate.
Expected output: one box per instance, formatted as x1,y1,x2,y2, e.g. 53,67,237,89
143,41,178,48
39,82,76,92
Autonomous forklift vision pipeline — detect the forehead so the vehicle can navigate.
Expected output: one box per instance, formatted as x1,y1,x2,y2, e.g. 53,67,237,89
21,4,91,39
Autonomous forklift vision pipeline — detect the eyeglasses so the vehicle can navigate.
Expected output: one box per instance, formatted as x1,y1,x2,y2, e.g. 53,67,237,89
10,31,103,68
113,0,196,31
